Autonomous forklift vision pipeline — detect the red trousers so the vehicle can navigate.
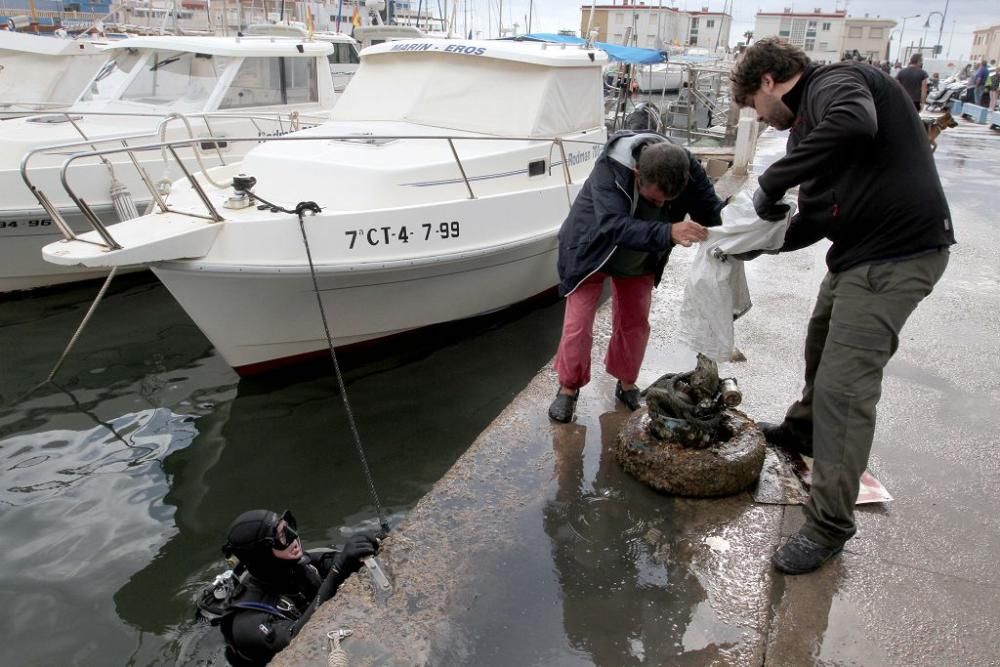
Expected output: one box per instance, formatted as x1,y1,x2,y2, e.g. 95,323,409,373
554,272,655,390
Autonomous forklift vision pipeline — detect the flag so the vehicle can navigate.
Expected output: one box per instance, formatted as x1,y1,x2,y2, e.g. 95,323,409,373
351,5,362,28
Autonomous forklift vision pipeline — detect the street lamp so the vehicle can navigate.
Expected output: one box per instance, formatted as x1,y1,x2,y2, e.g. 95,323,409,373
898,13,920,65
886,28,900,63
922,0,949,56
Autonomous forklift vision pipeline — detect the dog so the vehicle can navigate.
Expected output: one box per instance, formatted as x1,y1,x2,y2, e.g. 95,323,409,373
924,110,958,152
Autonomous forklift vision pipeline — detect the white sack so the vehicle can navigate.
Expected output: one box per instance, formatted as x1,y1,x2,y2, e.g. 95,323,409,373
676,190,793,361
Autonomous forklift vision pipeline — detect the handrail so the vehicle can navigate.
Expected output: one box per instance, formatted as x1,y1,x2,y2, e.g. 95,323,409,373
27,130,607,252
17,108,331,238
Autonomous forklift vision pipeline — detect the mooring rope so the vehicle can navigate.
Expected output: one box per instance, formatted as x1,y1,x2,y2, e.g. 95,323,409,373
252,192,391,536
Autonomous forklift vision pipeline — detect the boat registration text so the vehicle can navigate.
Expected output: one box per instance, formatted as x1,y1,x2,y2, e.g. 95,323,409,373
345,221,461,249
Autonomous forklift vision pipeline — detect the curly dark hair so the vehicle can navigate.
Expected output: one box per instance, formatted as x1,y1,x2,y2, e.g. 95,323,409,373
730,38,810,106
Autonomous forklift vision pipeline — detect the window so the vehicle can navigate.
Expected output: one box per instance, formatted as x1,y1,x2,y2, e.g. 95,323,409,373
707,19,715,28
870,27,883,39
220,57,318,109
328,44,360,65
807,21,816,29
822,22,831,31
691,17,699,27
848,27,862,38
689,36,698,45
120,51,232,112
804,39,815,50
80,49,141,102
779,30,790,38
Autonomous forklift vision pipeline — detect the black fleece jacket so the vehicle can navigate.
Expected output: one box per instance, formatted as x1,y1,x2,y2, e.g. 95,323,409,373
758,62,955,271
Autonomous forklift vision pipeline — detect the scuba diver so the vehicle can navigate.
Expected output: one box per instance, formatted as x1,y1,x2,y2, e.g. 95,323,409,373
196,509,380,666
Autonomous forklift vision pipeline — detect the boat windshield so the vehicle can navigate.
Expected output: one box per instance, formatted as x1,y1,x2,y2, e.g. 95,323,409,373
79,50,142,103
119,50,234,112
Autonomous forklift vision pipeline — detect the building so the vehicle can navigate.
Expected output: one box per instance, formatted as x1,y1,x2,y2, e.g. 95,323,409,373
579,3,732,52
971,23,1000,64
842,16,896,63
754,8,846,63
754,8,899,65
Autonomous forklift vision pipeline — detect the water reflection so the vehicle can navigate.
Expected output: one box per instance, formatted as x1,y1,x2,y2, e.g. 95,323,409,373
544,413,704,664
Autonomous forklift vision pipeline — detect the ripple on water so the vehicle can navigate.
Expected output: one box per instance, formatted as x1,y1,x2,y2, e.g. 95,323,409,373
1,408,198,507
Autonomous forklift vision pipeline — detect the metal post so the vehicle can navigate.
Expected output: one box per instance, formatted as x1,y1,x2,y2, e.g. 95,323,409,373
446,138,475,199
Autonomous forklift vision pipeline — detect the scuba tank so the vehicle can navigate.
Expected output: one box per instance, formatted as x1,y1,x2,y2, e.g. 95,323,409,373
195,560,248,625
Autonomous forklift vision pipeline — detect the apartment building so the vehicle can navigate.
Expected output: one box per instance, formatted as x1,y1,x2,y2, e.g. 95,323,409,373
842,17,896,62
971,23,1000,63
754,9,897,64
579,4,732,52
754,9,846,63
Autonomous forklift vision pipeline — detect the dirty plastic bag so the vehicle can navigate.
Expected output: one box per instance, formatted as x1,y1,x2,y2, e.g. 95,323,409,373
677,189,793,361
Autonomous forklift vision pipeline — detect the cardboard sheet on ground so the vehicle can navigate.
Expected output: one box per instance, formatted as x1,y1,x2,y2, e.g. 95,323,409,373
752,445,892,505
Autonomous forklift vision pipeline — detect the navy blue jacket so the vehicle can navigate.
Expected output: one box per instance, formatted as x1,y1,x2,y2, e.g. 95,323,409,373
556,131,724,296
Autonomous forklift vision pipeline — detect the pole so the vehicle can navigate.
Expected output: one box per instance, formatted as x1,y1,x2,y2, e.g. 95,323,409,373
585,3,596,40
937,0,949,55
947,20,955,59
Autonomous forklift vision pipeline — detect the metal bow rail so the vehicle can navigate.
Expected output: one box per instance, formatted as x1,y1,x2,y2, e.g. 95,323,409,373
22,129,607,252
17,109,333,248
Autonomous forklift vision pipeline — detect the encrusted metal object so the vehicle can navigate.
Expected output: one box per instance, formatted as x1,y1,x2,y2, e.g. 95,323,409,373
617,354,765,497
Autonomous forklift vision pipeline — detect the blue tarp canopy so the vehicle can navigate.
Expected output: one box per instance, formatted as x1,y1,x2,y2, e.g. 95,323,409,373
520,33,666,65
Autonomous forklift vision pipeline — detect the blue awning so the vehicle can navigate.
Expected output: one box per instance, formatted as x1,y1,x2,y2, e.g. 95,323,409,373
520,33,666,65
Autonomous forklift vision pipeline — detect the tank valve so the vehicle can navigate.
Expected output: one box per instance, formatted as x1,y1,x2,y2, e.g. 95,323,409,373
718,378,742,407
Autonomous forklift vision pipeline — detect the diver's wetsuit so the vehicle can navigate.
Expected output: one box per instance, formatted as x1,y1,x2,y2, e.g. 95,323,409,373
222,550,344,667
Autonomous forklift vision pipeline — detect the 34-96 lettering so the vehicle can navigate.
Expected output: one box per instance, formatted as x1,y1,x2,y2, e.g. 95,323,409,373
1,219,52,229
345,221,460,249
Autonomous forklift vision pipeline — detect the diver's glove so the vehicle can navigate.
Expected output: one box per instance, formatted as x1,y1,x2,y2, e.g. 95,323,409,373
752,187,791,222
331,534,379,575
317,534,381,601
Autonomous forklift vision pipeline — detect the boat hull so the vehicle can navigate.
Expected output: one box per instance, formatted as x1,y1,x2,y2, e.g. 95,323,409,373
0,204,135,292
153,234,560,375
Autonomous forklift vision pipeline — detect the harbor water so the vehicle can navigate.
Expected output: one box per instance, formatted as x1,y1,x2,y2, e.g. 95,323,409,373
0,275,566,666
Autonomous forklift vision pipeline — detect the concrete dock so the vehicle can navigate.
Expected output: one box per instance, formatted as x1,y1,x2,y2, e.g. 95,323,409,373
275,121,1000,666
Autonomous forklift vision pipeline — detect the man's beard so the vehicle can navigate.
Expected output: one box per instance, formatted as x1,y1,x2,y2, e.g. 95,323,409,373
768,102,796,130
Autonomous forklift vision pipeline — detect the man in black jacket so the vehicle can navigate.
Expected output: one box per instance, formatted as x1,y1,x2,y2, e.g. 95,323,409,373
731,39,955,574
548,131,724,423
201,509,379,666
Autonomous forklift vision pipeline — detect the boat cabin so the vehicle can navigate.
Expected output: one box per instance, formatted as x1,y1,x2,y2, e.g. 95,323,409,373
75,35,336,114
245,23,360,92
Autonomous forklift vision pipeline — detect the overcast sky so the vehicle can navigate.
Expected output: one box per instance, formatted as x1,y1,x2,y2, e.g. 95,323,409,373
450,1,997,60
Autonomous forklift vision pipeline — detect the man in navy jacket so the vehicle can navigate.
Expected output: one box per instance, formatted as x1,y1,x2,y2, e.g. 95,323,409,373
548,131,725,423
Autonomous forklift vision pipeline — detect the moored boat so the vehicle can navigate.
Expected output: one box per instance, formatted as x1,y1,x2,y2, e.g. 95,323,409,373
40,38,608,374
2,34,336,293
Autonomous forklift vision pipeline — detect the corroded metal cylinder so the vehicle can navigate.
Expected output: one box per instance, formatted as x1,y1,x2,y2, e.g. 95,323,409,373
615,407,766,497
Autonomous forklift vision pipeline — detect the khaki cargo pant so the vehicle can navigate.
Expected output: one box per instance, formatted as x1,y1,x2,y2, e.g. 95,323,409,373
780,248,950,548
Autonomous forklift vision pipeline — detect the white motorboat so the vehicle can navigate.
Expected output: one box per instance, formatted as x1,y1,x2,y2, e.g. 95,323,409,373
636,62,685,93
0,31,107,118
2,34,336,293
40,39,607,374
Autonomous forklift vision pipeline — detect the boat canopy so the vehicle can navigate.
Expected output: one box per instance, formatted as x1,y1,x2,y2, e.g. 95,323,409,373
333,40,606,137
520,33,665,65
101,35,334,58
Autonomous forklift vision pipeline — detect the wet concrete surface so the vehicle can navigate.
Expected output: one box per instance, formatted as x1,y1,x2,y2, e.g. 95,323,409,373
275,122,1000,666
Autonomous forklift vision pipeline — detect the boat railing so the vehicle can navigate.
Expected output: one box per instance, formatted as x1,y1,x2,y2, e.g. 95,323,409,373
23,131,607,252
18,109,333,248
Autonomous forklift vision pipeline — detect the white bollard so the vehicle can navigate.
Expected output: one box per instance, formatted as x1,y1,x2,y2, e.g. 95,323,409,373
732,107,758,176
